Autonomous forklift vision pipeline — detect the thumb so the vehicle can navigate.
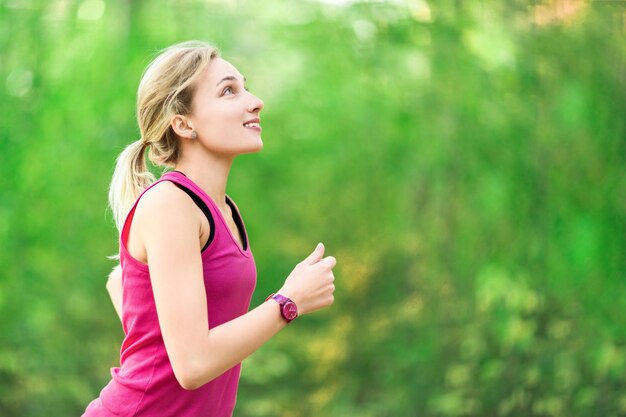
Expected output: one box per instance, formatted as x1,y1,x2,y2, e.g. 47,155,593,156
303,242,325,265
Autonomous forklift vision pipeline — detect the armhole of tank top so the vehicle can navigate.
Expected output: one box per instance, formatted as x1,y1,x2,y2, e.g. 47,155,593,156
171,183,215,253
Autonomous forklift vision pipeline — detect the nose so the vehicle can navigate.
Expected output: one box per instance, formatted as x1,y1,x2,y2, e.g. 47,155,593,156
247,92,264,113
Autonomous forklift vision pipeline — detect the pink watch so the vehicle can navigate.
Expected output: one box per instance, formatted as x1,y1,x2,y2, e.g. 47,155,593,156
266,293,298,323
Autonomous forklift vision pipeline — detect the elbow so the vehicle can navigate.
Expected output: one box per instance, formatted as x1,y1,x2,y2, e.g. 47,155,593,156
174,370,202,391
172,361,201,390
173,359,218,391
169,334,224,390
178,377,202,391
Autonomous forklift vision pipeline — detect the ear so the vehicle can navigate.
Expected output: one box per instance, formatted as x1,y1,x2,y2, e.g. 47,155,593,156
170,114,195,140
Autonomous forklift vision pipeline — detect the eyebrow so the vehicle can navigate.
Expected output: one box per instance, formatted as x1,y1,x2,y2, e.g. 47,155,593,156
216,75,246,87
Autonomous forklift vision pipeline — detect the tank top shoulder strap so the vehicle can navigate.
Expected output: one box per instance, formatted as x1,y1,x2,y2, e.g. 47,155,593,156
163,172,216,252
168,171,250,253
120,171,216,251
120,177,170,248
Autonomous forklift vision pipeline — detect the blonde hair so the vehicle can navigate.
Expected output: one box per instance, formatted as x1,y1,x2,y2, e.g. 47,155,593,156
108,40,220,231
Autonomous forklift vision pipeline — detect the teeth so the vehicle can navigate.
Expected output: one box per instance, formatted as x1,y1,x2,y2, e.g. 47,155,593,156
244,122,260,128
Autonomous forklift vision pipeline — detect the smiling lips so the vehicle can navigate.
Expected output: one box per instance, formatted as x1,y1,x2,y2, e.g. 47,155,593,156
243,118,261,131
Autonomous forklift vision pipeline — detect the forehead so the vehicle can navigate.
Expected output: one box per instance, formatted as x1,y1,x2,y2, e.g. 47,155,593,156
204,57,244,84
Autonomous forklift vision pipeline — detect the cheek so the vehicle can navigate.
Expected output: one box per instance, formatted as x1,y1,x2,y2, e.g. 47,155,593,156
195,104,239,135
193,108,219,134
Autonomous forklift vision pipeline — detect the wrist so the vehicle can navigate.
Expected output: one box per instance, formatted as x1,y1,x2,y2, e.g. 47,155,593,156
276,288,299,308
266,293,299,323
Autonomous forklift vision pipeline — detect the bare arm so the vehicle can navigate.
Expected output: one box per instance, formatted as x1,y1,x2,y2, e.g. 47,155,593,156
137,183,336,390
106,264,123,323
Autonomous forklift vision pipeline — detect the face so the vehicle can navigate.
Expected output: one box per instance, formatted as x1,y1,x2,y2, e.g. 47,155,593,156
186,57,264,157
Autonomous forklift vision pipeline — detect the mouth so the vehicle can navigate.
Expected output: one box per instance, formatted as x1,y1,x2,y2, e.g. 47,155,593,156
243,118,261,131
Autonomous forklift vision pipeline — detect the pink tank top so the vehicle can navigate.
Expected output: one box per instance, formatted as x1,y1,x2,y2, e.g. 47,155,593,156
82,171,257,417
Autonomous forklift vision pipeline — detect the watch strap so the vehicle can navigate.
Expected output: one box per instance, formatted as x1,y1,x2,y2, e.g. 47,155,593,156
266,293,298,322
267,293,290,305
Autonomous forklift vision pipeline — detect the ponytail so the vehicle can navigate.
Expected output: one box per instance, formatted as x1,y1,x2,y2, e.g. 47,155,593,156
107,41,220,232
108,139,156,232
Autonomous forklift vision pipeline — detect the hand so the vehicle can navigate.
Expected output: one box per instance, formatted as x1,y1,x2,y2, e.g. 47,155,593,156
277,243,336,315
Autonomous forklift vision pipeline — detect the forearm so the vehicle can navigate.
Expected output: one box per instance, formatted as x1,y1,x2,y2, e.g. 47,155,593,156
152,243,335,391
106,266,123,323
185,298,288,389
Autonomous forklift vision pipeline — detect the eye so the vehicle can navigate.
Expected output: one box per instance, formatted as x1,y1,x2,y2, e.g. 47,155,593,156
222,84,250,96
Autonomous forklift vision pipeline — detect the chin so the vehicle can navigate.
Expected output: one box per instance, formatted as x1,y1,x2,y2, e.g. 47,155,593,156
244,139,264,154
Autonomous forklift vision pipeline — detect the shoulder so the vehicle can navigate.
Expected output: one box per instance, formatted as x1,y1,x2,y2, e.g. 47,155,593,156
134,180,199,226
139,180,188,206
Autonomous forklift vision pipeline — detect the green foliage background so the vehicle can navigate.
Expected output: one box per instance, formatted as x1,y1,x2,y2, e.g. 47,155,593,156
1,0,625,416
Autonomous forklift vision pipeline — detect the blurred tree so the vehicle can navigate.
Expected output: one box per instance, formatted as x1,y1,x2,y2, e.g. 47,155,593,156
0,0,624,416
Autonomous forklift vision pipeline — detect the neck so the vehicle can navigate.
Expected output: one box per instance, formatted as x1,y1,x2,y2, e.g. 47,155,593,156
174,148,234,210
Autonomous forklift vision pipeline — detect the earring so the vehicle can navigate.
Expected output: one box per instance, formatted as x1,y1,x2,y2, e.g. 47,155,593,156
190,131,197,140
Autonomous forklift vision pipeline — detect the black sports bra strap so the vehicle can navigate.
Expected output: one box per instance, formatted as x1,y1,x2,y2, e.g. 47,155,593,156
225,196,248,251
172,183,215,253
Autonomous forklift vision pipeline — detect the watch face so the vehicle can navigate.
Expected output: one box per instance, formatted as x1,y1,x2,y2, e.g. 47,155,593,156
282,301,298,320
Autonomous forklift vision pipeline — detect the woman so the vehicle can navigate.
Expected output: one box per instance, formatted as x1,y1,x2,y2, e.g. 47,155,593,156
82,40,337,417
